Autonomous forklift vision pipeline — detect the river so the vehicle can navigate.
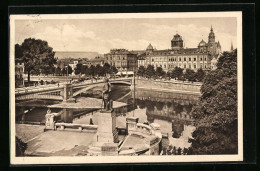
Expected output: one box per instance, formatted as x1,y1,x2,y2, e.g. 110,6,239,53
15,84,199,149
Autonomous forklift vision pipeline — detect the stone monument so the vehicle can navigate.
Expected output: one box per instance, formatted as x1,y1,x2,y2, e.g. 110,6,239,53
44,109,55,131
88,78,119,155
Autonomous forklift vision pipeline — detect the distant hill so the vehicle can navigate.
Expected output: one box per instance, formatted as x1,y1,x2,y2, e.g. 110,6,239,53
54,51,103,60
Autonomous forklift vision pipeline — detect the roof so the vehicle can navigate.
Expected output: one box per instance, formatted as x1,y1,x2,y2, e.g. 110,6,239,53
198,39,207,46
146,43,153,50
107,49,136,55
172,33,183,41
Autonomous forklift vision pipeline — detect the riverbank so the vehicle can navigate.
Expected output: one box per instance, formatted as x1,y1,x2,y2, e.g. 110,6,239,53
133,78,202,95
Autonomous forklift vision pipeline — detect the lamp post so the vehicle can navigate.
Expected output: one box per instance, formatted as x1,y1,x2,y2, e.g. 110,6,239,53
66,65,68,83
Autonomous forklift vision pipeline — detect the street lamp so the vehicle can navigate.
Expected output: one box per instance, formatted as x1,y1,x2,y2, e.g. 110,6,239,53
65,65,68,83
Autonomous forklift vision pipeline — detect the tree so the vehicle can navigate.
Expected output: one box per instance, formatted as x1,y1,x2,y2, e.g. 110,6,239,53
171,67,183,80
195,68,206,82
190,50,238,154
166,71,171,80
75,63,83,75
95,64,103,77
145,65,155,79
111,65,118,75
137,66,146,77
67,65,73,75
184,69,196,82
102,63,111,76
89,65,96,77
55,67,61,76
15,38,57,83
155,67,166,78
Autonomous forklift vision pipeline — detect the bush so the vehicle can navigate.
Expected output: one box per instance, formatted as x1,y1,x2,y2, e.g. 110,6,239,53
16,136,27,156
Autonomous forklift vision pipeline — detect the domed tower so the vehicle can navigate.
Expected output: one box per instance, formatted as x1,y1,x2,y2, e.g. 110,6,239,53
198,39,207,52
171,33,184,50
208,25,215,43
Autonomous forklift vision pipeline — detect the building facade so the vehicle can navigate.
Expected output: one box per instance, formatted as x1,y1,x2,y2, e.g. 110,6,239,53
84,56,104,67
137,26,221,72
104,49,138,71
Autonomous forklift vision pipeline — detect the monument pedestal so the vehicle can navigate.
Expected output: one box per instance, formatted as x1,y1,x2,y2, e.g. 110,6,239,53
88,110,119,156
44,113,55,131
96,110,118,143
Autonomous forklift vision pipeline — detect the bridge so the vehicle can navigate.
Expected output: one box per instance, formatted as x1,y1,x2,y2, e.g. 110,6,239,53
15,77,133,101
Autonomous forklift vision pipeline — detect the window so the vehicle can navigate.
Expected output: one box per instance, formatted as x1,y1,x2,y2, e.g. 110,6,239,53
194,64,196,68
204,57,207,61
152,58,154,62
200,57,202,61
189,64,191,68
194,58,196,61
200,64,203,68
164,64,166,68
205,65,207,68
184,64,186,68
189,58,191,61
169,58,171,61
179,63,182,67
184,57,186,61
179,57,181,61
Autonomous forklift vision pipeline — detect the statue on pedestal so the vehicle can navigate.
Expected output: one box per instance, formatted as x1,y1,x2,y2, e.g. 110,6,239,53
102,78,112,111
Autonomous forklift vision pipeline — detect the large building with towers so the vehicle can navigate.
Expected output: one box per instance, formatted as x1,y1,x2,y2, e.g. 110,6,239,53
136,26,222,72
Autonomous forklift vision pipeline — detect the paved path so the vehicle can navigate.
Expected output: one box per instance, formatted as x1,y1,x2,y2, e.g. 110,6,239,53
25,131,96,156
16,124,45,143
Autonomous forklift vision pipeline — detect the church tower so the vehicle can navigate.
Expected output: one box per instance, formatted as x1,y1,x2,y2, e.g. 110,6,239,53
208,25,216,43
171,33,184,50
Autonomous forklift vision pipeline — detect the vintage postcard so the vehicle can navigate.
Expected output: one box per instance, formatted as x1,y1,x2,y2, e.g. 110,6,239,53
10,12,243,164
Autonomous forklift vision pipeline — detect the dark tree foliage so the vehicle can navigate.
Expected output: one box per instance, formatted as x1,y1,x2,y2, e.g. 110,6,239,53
137,66,146,77
89,65,96,77
184,69,196,82
61,65,72,76
103,63,111,75
95,64,103,76
111,65,118,74
171,67,183,80
191,50,238,154
15,38,57,83
195,68,206,82
145,65,155,79
74,63,83,75
166,71,171,80
155,67,166,78
16,136,27,156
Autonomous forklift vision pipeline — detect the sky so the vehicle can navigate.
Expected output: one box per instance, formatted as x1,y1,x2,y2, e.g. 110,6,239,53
15,17,237,54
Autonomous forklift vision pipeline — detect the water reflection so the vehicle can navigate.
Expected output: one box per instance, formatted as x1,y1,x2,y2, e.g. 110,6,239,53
16,84,199,148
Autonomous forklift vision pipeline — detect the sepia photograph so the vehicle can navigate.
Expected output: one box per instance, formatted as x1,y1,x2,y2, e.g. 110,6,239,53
9,12,243,164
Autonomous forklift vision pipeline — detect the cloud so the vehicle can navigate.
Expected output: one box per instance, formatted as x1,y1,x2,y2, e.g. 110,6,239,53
15,19,236,53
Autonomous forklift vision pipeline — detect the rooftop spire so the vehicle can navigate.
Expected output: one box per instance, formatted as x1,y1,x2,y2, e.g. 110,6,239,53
210,25,213,32
231,40,233,51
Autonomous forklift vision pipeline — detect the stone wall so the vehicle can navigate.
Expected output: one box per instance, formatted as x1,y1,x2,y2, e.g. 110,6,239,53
134,78,202,94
